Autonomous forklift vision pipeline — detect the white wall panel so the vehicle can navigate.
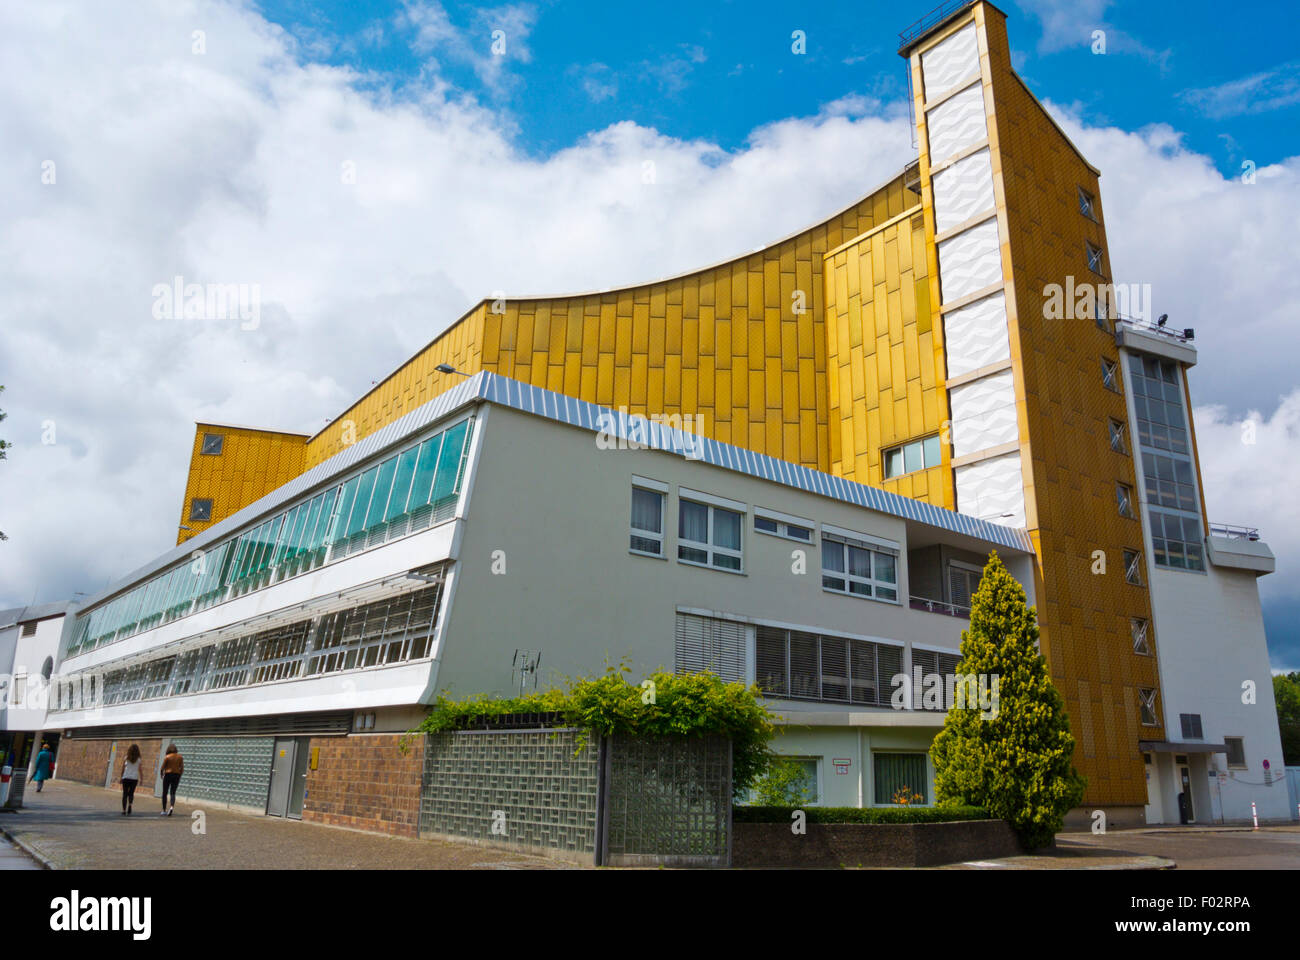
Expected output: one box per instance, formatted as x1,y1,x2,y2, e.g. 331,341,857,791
931,147,995,233
925,83,987,165
937,218,1002,303
920,23,979,102
942,292,1010,377
955,453,1025,528
948,370,1018,457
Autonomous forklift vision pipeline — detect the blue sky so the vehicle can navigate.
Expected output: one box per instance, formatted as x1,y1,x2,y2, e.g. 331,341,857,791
259,0,1300,175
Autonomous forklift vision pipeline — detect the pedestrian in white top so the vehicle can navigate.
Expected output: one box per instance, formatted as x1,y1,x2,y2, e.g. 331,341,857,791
120,743,142,815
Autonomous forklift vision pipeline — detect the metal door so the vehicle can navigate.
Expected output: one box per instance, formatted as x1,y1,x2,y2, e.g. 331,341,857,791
105,742,118,788
286,738,310,820
266,738,297,817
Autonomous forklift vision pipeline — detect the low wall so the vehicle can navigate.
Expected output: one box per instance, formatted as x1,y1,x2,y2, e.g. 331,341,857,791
732,819,1022,868
48,738,164,797
303,734,425,838
50,739,113,788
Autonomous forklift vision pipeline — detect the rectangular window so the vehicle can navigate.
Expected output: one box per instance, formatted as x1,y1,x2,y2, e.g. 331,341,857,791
948,563,982,611
1116,483,1135,519
882,435,942,479
630,487,665,557
1131,618,1151,655
822,534,898,602
1077,186,1096,221
753,509,813,543
1101,357,1120,393
1108,419,1128,455
200,433,224,456
1124,549,1143,586
678,498,743,572
1224,736,1246,769
1179,713,1203,739
1149,509,1204,572
189,498,213,522
1130,355,1189,455
674,613,746,683
1086,241,1105,275
874,753,929,805
756,625,902,706
1138,687,1159,726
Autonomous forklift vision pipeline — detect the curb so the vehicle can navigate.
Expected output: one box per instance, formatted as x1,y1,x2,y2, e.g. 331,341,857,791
0,822,57,870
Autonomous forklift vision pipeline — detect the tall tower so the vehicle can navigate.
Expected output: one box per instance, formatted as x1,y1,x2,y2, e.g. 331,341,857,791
899,1,1161,813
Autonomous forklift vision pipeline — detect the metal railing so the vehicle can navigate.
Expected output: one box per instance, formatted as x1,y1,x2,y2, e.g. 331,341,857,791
898,0,975,50
909,596,970,618
1208,522,1261,542
1115,315,1194,343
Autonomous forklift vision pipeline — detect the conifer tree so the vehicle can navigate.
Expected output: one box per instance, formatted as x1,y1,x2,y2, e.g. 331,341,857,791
930,551,1085,848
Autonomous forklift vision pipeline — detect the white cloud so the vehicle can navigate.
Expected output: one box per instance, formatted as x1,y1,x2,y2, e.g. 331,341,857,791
1012,0,1169,66
1180,61,1300,119
1193,393,1300,606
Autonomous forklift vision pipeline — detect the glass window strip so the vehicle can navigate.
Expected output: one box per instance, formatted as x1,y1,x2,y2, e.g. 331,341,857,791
70,418,472,656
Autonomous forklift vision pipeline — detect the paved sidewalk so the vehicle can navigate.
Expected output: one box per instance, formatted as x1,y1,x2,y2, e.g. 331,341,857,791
1,779,577,870
0,835,42,870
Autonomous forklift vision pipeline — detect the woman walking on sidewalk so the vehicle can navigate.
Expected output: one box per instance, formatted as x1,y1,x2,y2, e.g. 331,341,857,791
120,744,141,815
159,743,183,816
32,743,54,792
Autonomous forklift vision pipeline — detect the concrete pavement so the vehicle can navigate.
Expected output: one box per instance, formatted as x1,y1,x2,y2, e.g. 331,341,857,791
2,779,577,870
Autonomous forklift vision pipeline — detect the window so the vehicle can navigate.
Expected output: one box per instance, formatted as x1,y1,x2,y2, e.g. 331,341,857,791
1138,687,1159,726
68,417,474,657
753,510,813,543
1077,186,1096,220
200,433,224,456
1224,737,1246,769
1131,618,1151,655
678,498,743,571
785,758,821,804
1086,241,1105,275
883,435,943,479
874,753,929,805
1108,419,1128,455
948,562,982,611
19,621,36,638
674,613,746,683
1101,357,1120,393
1116,483,1135,519
822,534,898,601
1124,549,1143,586
630,487,664,557
911,647,965,711
1149,510,1205,571
1179,713,1203,739
756,625,902,706
1129,355,1190,454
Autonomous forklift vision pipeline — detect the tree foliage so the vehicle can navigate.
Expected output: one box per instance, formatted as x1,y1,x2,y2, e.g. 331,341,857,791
930,552,1085,849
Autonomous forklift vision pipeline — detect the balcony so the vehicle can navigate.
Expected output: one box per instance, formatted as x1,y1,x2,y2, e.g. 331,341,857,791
1205,521,1274,575
1114,316,1197,367
909,596,970,619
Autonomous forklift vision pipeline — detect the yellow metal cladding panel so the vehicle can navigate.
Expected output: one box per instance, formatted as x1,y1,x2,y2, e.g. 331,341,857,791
177,424,308,544
822,207,953,509
946,3,1159,807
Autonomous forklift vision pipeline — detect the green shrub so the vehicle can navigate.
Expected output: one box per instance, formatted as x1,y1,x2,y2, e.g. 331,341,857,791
732,805,990,824
930,552,1086,849
747,755,816,806
417,666,777,798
